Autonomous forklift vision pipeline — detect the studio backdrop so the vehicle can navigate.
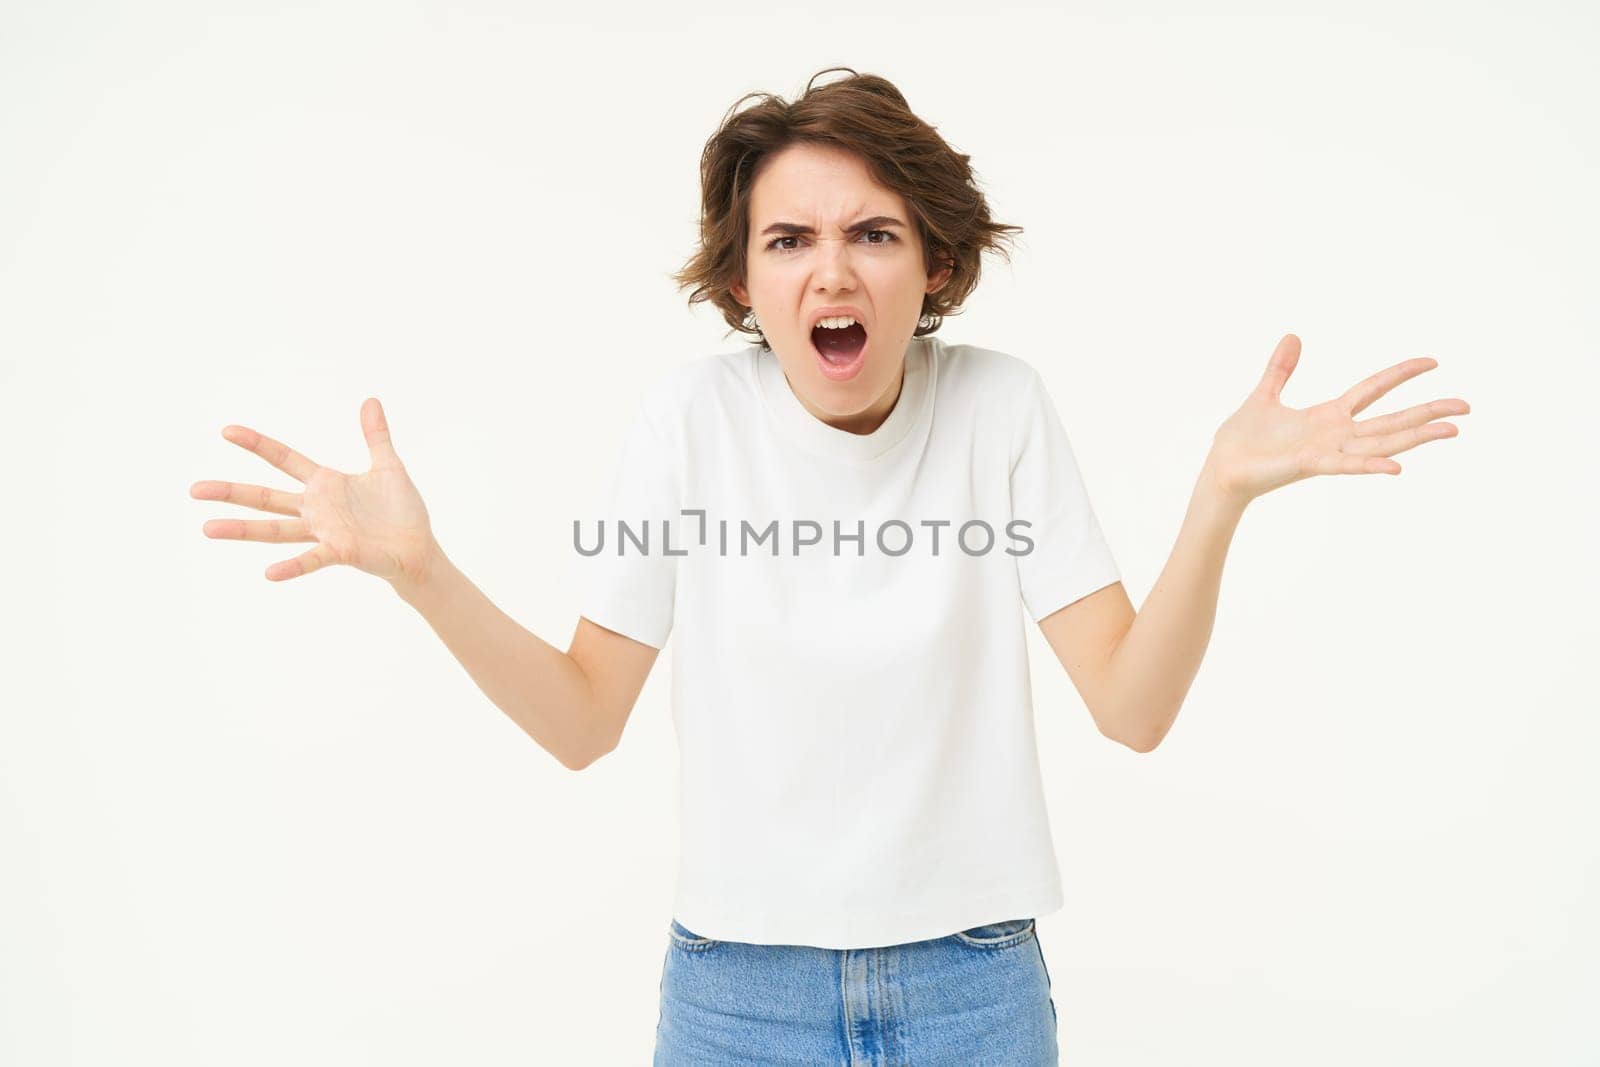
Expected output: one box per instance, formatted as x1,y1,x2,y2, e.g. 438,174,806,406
2,3,1595,1064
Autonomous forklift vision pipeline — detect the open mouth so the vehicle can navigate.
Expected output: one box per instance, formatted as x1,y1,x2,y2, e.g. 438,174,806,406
810,322,869,380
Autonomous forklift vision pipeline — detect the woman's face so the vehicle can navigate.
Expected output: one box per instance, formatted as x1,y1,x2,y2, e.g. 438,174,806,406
731,143,950,435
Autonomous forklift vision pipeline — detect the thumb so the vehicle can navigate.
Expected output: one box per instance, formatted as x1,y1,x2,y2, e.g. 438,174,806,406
362,397,402,468
1253,332,1301,403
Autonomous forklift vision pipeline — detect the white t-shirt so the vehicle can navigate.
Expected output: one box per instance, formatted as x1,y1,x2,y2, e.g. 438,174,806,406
579,334,1120,950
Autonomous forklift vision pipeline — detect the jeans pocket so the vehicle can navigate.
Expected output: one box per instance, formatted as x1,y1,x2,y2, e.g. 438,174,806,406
1035,935,1058,1026
667,917,720,952
950,916,1036,949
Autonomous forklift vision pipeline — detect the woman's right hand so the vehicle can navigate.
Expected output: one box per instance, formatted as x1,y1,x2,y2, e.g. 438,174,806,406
190,397,440,586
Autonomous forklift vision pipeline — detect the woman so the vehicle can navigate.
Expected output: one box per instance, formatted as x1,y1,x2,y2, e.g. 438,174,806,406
191,68,1467,1065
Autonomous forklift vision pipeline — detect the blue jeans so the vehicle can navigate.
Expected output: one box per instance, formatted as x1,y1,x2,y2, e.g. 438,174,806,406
654,916,1059,1065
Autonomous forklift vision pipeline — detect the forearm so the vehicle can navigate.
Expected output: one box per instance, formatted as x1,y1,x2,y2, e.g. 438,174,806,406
1098,466,1248,750
391,548,605,770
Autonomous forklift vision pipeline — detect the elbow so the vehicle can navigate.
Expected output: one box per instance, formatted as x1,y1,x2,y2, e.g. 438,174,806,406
1097,708,1163,754
561,733,618,772
1103,727,1159,754
1122,732,1161,754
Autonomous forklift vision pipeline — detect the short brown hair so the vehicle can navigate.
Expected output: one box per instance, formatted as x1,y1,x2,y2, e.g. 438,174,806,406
671,67,1023,350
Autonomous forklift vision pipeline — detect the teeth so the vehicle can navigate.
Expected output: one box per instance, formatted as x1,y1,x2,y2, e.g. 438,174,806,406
815,316,859,329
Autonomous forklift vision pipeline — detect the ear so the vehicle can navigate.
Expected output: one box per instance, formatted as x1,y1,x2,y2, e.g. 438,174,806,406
731,281,749,306
925,260,952,295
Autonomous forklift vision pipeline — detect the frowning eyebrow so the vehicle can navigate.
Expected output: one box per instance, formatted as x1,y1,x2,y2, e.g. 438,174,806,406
758,215,907,236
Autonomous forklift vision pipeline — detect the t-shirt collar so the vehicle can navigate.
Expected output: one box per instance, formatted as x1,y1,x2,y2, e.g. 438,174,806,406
754,335,934,462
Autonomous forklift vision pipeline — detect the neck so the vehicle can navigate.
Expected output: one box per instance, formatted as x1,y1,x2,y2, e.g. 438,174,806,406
794,358,905,435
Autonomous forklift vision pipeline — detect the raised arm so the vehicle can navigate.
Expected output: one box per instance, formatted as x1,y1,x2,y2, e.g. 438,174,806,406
1038,334,1467,753
190,397,656,770
393,554,659,769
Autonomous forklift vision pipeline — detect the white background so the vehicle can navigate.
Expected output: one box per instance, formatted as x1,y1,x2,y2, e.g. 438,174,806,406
3,2,1596,1063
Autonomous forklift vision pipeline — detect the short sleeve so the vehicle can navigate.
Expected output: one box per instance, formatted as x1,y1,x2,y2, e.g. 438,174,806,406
1008,369,1121,621
578,399,680,649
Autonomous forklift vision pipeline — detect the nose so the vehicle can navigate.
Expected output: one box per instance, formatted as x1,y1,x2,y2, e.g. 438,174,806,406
811,236,858,293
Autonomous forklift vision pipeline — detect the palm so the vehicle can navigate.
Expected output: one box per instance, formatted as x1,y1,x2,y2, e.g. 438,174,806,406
1205,334,1469,504
302,462,432,576
190,397,437,583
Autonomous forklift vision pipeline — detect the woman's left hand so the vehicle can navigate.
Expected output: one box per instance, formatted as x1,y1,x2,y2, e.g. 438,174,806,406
1202,333,1469,507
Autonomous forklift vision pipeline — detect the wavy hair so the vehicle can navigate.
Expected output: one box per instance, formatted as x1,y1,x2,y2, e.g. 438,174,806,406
671,67,1023,350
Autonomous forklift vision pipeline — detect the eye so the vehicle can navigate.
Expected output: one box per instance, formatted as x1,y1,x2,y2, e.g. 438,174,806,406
764,230,898,252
